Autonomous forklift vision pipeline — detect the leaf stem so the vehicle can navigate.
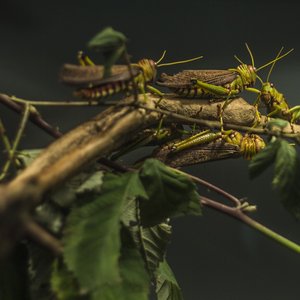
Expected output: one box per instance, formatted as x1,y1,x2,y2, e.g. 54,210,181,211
0,103,30,180
201,196,300,254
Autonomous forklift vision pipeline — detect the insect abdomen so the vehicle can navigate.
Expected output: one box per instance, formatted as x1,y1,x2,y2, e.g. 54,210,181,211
173,87,224,98
75,81,128,99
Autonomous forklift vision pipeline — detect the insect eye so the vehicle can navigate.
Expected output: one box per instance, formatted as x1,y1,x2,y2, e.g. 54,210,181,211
270,83,274,87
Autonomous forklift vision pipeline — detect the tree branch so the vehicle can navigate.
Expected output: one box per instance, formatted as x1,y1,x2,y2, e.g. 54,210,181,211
0,92,298,257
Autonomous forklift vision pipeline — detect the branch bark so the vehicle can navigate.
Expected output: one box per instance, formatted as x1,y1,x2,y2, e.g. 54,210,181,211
0,93,297,257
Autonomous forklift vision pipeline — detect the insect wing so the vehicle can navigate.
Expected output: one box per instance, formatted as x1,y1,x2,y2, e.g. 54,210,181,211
157,70,237,88
60,64,141,87
93,65,141,86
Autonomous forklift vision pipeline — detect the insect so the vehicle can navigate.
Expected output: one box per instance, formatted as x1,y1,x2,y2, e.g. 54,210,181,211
171,129,265,160
254,47,299,123
60,51,203,100
156,44,292,100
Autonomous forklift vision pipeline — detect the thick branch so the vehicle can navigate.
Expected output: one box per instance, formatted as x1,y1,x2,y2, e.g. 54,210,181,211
0,93,295,257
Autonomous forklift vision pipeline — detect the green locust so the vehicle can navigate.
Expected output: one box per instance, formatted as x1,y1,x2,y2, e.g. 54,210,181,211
171,129,265,160
254,47,300,123
60,51,203,100
156,44,292,100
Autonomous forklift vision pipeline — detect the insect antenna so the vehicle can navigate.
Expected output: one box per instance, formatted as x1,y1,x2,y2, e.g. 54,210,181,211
256,74,264,85
156,55,203,67
156,50,167,64
266,47,284,82
256,48,294,72
234,55,245,65
245,43,255,67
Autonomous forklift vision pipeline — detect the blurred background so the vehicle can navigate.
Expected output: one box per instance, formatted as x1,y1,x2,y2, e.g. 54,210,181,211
1,0,300,299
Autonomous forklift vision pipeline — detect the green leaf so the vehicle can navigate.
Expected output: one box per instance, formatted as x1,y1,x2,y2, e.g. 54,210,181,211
141,223,172,274
87,27,127,77
51,260,87,300
63,172,147,293
16,149,42,168
156,260,183,300
28,243,54,300
121,195,172,275
87,27,127,51
273,140,297,189
92,228,150,300
139,159,201,226
272,140,300,218
265,118,289,130
249,139,280,179
52,170,104,208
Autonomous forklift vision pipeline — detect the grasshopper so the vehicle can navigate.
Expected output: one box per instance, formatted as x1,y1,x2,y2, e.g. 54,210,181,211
60,51,203,100
156,44,292,100
171,129,265,160
253,47,300,123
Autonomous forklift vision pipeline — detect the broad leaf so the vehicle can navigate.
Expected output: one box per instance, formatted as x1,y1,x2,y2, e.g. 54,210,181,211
273,140,300,218
249,139,280,179
156,260,183,300
141,224,172,274
265,118,289,130
139,159,201,226
51,260,86,300
87,27,127,77
52,170,104,208
273,140,297,189
16,149,42,168
63,172,147,293
28,243,54,300
92,228,150,300
121,195,172,276
88,27,127,51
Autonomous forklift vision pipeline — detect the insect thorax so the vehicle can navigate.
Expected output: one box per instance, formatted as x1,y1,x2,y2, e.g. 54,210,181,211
235,64,256,88
137,59,157,83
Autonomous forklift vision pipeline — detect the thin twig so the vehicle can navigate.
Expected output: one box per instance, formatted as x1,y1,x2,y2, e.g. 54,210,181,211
0,104,30,180
176,169,240,206
0,118,12,154
25,220,63,255
0,94,63,138
200,196,300,254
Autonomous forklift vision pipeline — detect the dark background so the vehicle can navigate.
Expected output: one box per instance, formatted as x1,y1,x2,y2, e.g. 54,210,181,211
1,1,300,299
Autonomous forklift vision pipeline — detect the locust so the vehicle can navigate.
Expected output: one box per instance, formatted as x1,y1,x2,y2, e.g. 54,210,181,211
253,47,300,123
171,129,265,160
60,51,203,100
156,44,292,100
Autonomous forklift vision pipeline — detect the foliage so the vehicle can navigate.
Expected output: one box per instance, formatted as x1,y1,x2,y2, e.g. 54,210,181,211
2,27,300,300
249,137,300,218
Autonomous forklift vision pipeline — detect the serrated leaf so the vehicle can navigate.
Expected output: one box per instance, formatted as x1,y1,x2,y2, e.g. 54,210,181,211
121,196,172,276
156,260,183,300
28,243,54,300
87,27,127,50
272,140,300,218
51,260,87,300
92,228,149,300
87,27,127,77
141,224,172,274
63,172,147,293
266,118,289,130
52,171,104,208
76,171,103,195
249,139,280,179
139,159,201,226
16,149,42,168
273,140,297,189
